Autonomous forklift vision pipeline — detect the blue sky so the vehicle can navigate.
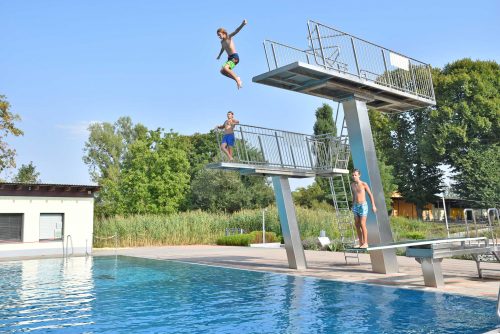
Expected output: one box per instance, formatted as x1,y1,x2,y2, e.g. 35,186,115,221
1,0,499,188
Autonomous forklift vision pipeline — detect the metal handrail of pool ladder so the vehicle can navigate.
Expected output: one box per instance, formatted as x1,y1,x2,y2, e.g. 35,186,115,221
497,285,500,320
63,235,74,258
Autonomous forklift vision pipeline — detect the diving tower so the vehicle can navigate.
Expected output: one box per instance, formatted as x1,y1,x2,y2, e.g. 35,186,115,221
252,20,437,274
207,124,349,270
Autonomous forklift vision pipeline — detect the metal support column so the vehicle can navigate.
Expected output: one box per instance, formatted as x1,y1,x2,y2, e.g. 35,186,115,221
272,176,307,270
416,258,444,288
342,96,399,274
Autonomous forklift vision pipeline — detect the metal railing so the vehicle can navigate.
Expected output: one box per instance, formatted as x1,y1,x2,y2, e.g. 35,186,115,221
215,124,349,172
263,20,435,101
62,234,73,257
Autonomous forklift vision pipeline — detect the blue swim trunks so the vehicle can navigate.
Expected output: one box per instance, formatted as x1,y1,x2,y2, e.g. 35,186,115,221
353,202,368,217
221,133,235,147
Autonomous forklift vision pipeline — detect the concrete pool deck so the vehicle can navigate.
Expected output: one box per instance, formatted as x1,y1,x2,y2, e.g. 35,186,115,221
93,245,500,300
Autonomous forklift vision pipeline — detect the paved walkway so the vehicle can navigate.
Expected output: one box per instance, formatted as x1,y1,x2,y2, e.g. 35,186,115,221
93,245,500,300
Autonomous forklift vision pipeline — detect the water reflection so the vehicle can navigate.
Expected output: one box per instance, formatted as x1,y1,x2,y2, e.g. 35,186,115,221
0,256,497,333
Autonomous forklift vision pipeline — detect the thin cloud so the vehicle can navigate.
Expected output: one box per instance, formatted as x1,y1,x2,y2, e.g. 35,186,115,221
55,121,100,139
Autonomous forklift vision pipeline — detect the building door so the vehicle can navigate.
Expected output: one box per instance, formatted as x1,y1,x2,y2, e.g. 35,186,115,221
0,214,23,242
39,214,64,240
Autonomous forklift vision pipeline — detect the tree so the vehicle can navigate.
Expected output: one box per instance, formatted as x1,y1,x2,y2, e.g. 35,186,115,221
388,110,443,219
83,116,148,183
313,103,337,136
13,161,41,183
292,182,325,208
312,103,337,204
368,110,398,211
430,59,500,205
0,95,23,174
117,129,191,215
452,145,499,207
190,169,274,213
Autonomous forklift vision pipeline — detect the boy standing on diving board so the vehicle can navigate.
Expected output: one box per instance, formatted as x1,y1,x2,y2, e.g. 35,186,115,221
350,169,377,248
216,19,247,89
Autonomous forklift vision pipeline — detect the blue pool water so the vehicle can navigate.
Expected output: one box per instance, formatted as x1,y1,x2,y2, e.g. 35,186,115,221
0,256,497,333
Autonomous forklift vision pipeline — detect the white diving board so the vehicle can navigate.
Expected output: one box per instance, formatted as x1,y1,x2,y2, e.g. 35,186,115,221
365,237,487,251
345,237,492,288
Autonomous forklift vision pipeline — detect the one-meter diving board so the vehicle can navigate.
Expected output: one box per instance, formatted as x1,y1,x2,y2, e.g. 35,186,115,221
347,237,491,288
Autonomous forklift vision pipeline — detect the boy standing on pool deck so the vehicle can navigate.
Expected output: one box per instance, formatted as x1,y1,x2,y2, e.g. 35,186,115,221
216,111,239,161
216,19,247,89
350,169,377,248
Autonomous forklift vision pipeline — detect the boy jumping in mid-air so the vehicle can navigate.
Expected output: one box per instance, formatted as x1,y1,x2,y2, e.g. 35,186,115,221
350,169,377,248
216,111,239,161
216,19,247,89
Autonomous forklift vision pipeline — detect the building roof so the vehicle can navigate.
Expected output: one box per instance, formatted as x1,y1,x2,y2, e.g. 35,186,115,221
0,183,100,198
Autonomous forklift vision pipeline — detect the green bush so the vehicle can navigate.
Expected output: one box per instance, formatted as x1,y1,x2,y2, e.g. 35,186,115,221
216,234,253,246
302,236,321,250
249,231,278,243
400,231,426,240
94,207,447,248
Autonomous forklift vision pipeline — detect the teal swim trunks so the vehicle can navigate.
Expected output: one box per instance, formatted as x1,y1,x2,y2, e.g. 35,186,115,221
353,202,368,217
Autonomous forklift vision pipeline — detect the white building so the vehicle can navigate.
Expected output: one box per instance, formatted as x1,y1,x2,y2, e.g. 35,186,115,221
0,183,99,259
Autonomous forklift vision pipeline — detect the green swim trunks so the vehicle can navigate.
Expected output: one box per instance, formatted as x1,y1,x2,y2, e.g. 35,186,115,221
222,53,239,70
223,60,237,70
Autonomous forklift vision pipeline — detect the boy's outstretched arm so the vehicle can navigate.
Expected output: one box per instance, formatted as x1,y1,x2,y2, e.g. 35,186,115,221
229,19,247,37
365,183,377,213
216,48,224,60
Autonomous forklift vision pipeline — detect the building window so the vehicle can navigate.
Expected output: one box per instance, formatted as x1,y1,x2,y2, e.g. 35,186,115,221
0,214,23,242
39,214,64,241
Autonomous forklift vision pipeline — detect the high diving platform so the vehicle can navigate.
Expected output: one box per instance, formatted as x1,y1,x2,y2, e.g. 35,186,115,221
248,20,437,275
253,20,435,113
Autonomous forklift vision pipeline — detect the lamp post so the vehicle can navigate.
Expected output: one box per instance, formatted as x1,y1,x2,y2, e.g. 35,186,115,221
262,208,268,244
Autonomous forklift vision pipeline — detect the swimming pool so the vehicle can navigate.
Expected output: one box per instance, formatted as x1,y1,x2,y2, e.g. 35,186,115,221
0,256,496,333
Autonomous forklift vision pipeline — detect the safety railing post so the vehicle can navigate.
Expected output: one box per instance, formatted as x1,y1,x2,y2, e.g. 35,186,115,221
257,135,265,162
275,131,284,167
315,25,327,69
409,60,418,94
263,42,271,71
271,43,278,69
351,37,361,77
306,138,314,169
239,127,250,163
381,49,392,88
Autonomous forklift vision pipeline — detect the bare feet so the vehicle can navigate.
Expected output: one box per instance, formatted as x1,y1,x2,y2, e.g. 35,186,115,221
360,244,368,249
236,77,242,89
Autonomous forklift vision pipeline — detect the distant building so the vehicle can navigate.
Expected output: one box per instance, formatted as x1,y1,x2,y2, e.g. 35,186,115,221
0,183,99,259
390,192,486,221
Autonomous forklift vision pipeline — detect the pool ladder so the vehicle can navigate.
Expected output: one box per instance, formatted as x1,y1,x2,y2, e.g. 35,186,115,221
62,234,74,258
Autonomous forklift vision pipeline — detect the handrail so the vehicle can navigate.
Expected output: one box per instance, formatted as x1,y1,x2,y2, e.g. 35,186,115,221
308,20,429,65
262,20,435,102
214,123,350,172
488,208,499,246
64,234,74,257
497,285,500,320
463,209,478,238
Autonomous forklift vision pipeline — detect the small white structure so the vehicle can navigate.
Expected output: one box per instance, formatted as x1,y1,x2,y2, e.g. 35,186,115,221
0,183,99,259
